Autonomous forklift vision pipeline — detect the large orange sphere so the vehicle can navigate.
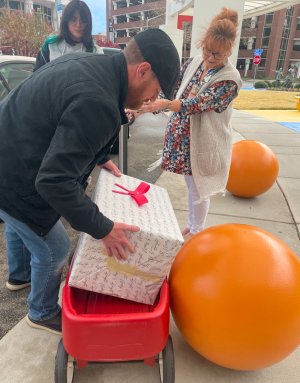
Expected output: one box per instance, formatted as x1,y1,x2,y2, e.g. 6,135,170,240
226,140,279,197
170,224,300,370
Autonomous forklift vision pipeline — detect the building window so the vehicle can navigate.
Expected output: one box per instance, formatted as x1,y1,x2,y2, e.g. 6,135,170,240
239,36,256,51
242,18,251,29
237,58,253,71
9,0,21,10
116,15,127,23
262,37,269,48
259,58,266,68
277,7,294,70
145,10,164,19
239,38,248,50
33,5,52,23
129,0,142,5
237,59,245,70
128,12,140,22
265,13,273,25
128,28,140,37
261,50,267,59
263,27,271,37
116,1,126,9
293,40,300,51
116,30,126,38
261,17,272,49
297,17,300,30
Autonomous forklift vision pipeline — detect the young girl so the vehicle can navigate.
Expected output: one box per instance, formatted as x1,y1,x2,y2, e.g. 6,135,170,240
35,0,100,70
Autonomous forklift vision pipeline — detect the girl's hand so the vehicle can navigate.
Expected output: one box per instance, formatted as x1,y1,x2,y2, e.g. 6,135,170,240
138,99,165,113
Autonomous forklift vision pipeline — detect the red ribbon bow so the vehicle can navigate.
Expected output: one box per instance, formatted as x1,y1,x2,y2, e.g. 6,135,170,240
112,182,150,206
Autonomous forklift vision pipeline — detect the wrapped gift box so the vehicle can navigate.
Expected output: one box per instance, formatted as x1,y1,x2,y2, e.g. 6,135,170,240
69,169,184,304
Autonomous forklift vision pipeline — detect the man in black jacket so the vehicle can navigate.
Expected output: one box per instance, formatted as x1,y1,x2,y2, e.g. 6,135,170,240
0,29,180,335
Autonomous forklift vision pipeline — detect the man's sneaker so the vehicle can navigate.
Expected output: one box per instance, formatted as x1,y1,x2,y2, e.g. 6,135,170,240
26,311,62,335
6,279,31,291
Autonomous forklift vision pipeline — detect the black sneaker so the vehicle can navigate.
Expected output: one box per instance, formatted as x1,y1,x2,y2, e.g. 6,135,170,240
6,279,31,291
26,311,62,335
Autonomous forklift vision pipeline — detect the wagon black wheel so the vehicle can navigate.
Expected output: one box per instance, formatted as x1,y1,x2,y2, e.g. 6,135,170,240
55,339,75,383
158,336,175,383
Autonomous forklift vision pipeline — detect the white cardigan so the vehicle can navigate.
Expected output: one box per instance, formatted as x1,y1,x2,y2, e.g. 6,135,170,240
176,55,242,201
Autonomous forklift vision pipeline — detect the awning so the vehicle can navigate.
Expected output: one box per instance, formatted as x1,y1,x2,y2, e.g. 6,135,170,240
244,1,300,18
167,0,300,19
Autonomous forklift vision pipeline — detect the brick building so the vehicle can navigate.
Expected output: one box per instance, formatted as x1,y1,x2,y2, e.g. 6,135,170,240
237,4,300,79
0,0,69,30
106,1,300,79
106,0,166,49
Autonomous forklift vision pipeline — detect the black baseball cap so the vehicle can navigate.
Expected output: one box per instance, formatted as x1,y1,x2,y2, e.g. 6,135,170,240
134,29,180,99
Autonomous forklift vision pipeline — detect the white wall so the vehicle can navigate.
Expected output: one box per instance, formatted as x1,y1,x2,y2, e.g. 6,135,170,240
165,0,245,65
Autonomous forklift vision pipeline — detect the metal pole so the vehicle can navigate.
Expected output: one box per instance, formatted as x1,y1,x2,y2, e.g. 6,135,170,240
253,64,258,82
118,124,129,175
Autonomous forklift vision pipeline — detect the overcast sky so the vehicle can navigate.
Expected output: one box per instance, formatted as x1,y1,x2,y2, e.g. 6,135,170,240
85,0,106,34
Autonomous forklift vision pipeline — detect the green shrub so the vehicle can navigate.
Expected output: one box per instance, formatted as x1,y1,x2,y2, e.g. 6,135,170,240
254,81,268,89
264,80,272,87
272,80,282,89
294,83,300,89
256,72,265,79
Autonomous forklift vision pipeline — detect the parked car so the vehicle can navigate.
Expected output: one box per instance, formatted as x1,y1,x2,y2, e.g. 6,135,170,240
98,47,121,55
0,55,35,102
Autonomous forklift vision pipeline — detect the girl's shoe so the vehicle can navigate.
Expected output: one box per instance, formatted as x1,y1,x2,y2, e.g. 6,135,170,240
183,232,194,243
181,227,190,236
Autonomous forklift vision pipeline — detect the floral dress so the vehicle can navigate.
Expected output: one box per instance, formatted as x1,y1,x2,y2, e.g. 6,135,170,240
161,59,238,175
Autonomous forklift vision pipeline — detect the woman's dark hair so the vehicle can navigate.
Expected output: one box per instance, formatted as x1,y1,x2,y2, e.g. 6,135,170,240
59,0,93,50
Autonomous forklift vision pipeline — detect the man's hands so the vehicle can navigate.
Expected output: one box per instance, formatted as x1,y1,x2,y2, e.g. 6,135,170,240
101,222,140,261
98,160,121,177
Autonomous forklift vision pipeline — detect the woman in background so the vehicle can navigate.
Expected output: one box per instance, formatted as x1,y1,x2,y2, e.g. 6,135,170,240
35,0,100,70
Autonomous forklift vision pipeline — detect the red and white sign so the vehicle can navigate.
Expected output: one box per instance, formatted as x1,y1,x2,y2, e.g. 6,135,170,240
253,55,261,65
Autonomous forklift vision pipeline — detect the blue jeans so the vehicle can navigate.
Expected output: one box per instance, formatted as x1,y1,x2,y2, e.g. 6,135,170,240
0,209,70,321
5,224,31,282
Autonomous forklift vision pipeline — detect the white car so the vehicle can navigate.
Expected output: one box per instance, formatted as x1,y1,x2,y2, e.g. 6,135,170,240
0,55,35,102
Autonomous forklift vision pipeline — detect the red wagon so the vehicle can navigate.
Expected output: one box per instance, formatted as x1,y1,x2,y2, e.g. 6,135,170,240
55,271,175,383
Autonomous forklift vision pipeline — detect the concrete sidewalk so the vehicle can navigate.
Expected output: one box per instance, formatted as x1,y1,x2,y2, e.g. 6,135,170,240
0,109,300,383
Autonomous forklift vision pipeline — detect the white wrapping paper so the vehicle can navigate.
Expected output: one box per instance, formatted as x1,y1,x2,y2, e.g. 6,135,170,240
69,169,184,304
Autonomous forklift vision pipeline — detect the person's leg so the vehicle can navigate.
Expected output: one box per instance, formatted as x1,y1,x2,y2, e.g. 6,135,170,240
191,197,210,233
5,224,31,290
25,220,70,321
0,209,70,327
183,175,194,235
184,175,210,235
